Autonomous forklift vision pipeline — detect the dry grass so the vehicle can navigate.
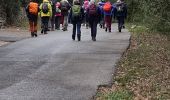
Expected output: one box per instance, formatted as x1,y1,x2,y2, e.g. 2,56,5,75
95,26,170,100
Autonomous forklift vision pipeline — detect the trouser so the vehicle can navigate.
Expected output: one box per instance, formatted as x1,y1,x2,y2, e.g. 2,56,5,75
41,17,50,33
84,12,89,28
51,15,55,30
63,15,68,30
100,14,105,28
89,21,97,39
55,16,61,29
117,16,124,29
105,15,112,31
72,22,81,38
29,20,37,33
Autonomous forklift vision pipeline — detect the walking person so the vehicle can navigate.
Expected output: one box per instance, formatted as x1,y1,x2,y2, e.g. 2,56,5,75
83,0,89,29
69,0,84,41
114,0,127,32
55,2,62,30
50,0,57,31
98,0,105,29
103,0,114,32
26,0,39,37
40,0,52,34
87,0,101,41
60,0,71,31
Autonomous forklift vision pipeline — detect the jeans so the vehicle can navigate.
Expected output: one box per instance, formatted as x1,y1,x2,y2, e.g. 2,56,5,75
89,21,97,38
55,16,61,29
117,16,124,29
72,22,81,37
63,15,68,30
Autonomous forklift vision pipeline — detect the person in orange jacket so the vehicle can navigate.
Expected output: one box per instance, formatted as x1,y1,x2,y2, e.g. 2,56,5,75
26,0,39,37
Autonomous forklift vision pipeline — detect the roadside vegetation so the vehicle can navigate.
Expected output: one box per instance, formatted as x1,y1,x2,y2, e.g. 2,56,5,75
94,25,170,99
94,0,170,99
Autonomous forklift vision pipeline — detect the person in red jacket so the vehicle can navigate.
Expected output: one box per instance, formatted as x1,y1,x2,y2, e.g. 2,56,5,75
55,2,62,30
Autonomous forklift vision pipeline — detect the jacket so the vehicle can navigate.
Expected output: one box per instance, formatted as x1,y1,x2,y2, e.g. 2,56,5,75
26,1,39,21
69,4,84,24
39,0,52,17
114,2,127,18
103,2,114,16
60,0,71,16
87,4,101,23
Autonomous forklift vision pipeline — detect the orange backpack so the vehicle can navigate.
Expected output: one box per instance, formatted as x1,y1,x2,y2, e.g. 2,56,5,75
29,2,38,15
103,2,112,12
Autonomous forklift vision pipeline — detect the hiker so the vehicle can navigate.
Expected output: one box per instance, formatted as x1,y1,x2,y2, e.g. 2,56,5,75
26,0,39,37
82,0,89,29
114,0,127,32
69,0,84,41
50,0,57,31
55,2,62,30
60,0,71,31
103,0,114,32
39,0,52,34
98,0,105,29
87,0,101,41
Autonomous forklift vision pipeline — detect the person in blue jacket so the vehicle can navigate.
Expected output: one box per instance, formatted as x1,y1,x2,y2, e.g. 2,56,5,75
103,0,114,32
98,0,105,29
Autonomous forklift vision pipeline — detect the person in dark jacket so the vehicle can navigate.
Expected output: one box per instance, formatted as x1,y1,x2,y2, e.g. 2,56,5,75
98,0,105,29
26,0,39,37
114,0,127,32
69,0,84,41
87,0,101,41
60,0,71,31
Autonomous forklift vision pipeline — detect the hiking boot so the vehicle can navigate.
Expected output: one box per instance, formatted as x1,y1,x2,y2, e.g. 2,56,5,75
105,28,107,32
31,32,34,37
34,32,38,37
109,28,111,32
44,31,48,34
122,25,125,29
92,37,96,41
72,35,75,41
119,28,121,32
62,28,67,31
41,29,43,34
77,34,81,41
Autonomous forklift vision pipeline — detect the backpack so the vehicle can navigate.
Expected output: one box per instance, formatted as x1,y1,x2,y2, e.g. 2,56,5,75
83,1,89,11
72,5,81,17
116,3,124,12
42,3,49,14
29,2,38,15
61,1,68,11
88,4,97,16
103,2,112,12
56,6,61,13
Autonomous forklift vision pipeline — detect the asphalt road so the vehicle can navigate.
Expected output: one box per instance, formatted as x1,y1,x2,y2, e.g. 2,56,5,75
0,24,130,100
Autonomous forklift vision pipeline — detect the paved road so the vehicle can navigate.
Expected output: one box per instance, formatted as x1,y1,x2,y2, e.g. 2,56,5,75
0,24,130,100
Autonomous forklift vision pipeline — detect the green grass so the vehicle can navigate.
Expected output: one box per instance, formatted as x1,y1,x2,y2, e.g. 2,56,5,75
95,89,133,100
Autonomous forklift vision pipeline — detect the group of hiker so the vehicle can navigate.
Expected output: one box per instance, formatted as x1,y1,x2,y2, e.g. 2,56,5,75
26,0,127,41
